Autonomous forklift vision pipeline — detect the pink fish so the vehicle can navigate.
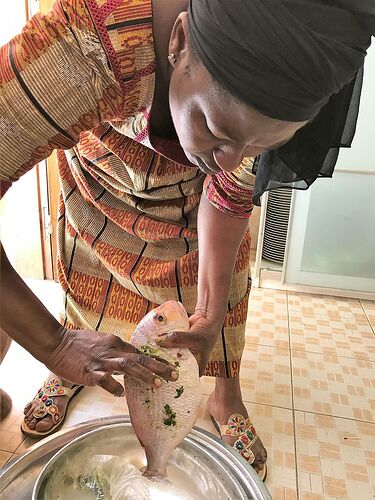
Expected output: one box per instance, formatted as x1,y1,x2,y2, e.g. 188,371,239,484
125,301,202,478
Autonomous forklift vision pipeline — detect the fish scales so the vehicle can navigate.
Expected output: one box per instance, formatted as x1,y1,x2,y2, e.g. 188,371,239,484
125,301,202,478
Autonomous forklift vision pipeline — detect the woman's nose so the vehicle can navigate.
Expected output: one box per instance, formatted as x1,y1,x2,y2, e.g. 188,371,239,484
213,144,264,172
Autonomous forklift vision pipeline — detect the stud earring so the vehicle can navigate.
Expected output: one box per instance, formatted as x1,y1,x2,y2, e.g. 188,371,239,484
168,53,177,66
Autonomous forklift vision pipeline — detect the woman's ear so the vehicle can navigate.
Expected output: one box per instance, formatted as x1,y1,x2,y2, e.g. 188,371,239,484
168,12,190,62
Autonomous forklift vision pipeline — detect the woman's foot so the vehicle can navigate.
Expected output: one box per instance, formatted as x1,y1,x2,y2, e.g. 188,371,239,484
0,389,12,422
207,378,267,476
22,374,81,437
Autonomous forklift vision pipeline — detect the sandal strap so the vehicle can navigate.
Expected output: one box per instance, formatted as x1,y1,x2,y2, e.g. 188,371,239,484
220,413,256,438
217,413,262,468
35,377,71,399
234,434,259,465
32,377,72,422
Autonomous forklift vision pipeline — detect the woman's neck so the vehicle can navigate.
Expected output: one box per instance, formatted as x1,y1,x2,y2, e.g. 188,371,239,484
151,0,188,138
152,0,189,85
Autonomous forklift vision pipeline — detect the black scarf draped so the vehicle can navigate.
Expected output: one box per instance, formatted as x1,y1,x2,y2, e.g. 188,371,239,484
189,0,375,204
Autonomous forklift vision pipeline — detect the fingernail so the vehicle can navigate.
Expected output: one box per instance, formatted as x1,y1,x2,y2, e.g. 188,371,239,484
171,371,179,380
154,378,162,388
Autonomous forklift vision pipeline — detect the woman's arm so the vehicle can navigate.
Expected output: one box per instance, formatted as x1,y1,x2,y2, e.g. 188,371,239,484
158,194,249,373
0,244,178,393
195,194,249,326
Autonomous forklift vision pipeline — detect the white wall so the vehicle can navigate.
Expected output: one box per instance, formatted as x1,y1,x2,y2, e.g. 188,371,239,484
0,0,44,279
0,0,27,46
336,39,375,172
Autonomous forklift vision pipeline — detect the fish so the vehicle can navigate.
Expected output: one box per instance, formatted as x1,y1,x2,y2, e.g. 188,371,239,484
125,301,202,479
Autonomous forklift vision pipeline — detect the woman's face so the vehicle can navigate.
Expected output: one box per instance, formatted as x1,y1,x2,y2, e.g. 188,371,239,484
168,15,308,175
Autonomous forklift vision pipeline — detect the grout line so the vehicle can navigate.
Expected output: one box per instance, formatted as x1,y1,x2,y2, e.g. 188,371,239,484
287,292,300,500
359,300,375,336
293,407,375,425
244,340,375,364
202,394,375,425
289,345,375,363
5,452,19,466
226,398,293,412
244,341,290,352
14,437,28,455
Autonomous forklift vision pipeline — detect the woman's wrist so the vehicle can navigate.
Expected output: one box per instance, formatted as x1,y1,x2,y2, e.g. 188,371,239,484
194,288,229,330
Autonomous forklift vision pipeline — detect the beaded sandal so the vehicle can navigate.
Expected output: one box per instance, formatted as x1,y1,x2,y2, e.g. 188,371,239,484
211,413,267,482
21,376,82,438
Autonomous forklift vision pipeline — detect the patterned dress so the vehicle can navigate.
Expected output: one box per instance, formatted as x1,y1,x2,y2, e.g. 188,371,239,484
0,0,255,377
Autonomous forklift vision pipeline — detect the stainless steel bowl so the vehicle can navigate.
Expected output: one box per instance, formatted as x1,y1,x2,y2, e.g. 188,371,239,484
0,416,271,500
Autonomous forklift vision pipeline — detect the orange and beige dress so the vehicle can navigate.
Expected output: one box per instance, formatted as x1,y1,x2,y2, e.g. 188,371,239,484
0,0,255,377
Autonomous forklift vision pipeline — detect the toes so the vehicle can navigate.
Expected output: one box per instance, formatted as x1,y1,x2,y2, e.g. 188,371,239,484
35,415,55,433
24,403,36,424
25,406,34,419
23,403,32,415
26,418,37,430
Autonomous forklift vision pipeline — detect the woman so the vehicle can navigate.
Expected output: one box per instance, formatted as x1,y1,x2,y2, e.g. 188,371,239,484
1,0,373,480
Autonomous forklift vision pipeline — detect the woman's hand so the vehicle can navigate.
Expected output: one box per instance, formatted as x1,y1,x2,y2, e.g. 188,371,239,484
156,311,222,376
43,327,178,396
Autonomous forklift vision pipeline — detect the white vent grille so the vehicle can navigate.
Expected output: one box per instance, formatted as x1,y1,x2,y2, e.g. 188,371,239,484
262,189,292,263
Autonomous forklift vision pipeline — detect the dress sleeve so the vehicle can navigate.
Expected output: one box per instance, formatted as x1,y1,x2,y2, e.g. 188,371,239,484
0,0,125,197
204,157,255,218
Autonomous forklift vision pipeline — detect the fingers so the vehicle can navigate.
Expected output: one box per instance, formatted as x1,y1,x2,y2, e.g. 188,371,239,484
138,354,179,382
108,354,178,387
157,330,200,349
94,373,125,397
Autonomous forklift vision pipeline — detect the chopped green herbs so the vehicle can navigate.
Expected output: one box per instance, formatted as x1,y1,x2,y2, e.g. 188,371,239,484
174,386,184,399
140,345,159,356
163,404,177,427
174,361,180,368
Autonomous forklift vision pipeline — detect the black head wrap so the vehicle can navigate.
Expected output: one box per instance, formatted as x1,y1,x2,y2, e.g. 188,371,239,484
189,0,375,204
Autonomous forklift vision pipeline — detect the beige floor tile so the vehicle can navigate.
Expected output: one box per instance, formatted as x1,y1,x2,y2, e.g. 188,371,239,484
289,311,375,361
295,411,375,500
249,287,288,312
287,293,365,318
0,414,26,454
247,404,296,500
0,342,49,453
367,315,375,331
246,308,290,349
292,351,375,422
197,396,296,500
241,345,292,409
201,345,293,409
361,300,375,331
361,300,375,314
0,450,12,468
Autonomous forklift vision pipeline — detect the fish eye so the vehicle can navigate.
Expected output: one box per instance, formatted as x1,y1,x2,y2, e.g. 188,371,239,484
155,313,166,323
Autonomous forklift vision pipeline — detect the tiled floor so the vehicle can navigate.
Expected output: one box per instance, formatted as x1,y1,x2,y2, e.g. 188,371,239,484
0,280,374,499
